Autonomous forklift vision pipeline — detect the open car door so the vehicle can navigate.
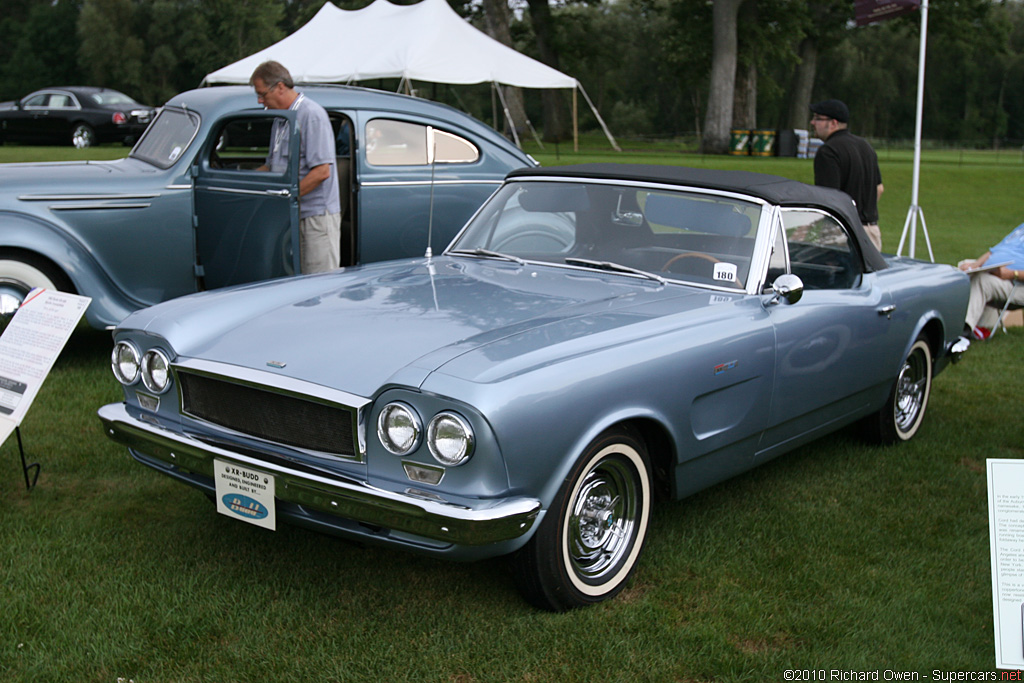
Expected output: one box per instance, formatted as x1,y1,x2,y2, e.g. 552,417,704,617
193,110,300,290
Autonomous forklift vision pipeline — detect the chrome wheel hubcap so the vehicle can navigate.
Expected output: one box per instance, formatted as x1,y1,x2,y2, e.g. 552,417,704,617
568,457,639,583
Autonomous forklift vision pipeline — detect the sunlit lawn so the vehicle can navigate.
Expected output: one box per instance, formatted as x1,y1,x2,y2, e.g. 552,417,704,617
0,139,1020,681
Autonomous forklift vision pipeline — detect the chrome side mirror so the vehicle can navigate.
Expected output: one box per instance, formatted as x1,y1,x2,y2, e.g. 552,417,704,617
769,273,804,305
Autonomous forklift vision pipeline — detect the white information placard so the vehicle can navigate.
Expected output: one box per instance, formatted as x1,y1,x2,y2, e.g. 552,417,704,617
0,289,90,446
988,459,1024,669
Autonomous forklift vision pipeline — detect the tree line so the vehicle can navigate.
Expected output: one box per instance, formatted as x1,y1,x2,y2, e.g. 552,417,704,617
2,0,1022,151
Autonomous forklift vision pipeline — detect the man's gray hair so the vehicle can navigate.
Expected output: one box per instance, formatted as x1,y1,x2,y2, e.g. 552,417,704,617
250,61,294,89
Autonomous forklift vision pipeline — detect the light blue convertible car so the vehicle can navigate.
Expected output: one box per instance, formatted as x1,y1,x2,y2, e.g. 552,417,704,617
99,164,970,610
0,85,533,327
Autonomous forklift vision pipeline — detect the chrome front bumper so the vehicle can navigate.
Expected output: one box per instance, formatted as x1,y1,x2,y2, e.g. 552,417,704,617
98,403,540,547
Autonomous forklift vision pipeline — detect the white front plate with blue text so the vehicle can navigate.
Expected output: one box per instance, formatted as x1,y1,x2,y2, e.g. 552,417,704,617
214,459,276,531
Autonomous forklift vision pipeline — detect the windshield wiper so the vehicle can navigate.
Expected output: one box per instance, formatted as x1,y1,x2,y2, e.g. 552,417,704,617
564,258,666,285
448,248,525,265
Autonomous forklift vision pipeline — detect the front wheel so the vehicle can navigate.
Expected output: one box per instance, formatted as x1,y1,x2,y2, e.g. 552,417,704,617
865,335,933,443
513,427,652,611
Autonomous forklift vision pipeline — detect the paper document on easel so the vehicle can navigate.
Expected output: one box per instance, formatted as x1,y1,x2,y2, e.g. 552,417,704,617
0,289,90,446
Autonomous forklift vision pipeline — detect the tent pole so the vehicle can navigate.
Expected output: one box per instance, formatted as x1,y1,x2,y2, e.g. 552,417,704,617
526,116,544,149
492,83,498,131
576,83,620,152
573,88,579,153
494,83,522,149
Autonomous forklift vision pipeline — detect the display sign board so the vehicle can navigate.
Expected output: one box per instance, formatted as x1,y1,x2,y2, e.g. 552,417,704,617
0,289,90,446
988,459,1024,669
855,0,920,27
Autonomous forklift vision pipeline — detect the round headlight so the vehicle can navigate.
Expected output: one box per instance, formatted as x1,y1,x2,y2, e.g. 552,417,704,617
111,341,141,385
141,349,172,394
427,412,474,466
378,402,422,455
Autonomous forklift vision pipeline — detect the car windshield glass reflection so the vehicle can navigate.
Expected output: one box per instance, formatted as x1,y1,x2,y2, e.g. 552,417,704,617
92,92,137,106
450,180,762,290
130,107,200,169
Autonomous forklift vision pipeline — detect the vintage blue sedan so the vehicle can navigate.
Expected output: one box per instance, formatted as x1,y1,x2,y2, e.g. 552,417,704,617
0,85,533,326
99,163,970,610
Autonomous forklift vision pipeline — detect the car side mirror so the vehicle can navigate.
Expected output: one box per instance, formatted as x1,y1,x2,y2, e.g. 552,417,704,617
769,273,804,305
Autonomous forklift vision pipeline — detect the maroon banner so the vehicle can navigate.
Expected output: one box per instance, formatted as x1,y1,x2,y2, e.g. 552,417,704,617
855,0,921,27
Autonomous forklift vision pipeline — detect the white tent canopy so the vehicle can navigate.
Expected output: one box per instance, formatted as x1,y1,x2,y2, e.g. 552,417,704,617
204,0,575,89
202,0,617,151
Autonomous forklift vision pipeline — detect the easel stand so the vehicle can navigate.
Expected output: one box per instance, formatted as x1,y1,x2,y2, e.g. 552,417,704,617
15,427,40,491
897,203,935,262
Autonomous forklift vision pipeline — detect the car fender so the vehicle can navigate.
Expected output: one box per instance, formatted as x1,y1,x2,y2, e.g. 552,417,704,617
534,405,674,512
0,210,138,325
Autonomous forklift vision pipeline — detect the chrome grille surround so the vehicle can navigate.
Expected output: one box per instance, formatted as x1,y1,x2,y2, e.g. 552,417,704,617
172,358,368,462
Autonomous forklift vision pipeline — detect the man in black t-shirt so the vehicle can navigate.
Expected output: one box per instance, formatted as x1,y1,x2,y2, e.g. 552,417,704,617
809,99,884,251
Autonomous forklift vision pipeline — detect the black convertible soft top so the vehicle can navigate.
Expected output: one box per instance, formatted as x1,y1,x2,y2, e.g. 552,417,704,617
508,163,888,273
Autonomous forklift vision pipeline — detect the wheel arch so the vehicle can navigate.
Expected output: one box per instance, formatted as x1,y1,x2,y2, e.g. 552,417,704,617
908,314,945,374
544,414,676,506
0,246,75,293
0,211,136,326
616,417,676,501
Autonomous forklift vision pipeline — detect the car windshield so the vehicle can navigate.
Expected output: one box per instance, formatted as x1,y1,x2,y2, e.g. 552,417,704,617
449,179,763,291
130,107,200,169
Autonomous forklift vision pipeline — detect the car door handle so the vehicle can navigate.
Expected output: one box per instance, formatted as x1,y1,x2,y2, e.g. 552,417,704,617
878,304,896,319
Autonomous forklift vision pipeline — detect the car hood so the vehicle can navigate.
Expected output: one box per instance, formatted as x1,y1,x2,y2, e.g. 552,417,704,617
0,158,157,193
120,257,723,398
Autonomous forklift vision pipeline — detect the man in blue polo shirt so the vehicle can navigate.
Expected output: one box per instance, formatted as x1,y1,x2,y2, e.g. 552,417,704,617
251,61,340,273
959,223,1024,339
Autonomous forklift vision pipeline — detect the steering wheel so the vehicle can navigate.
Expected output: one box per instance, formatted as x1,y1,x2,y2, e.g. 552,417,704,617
662,252,744,288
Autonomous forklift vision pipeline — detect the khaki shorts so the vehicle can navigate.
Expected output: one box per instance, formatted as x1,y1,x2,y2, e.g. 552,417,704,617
300,212,341,274
862,223,882,251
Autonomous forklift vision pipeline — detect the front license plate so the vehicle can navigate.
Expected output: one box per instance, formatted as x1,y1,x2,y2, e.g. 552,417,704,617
214,459,276,531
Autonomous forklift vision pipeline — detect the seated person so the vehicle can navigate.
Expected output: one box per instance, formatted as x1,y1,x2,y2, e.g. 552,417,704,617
958,222,1024,339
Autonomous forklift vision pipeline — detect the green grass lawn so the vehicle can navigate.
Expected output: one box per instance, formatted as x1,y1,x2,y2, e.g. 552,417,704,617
0,141,1020,681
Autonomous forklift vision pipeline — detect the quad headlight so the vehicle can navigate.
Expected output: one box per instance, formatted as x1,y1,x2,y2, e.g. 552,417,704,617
377,403,475,467
427,412,474,467
378,402,422,455
111,341,141,385
141,349,172,394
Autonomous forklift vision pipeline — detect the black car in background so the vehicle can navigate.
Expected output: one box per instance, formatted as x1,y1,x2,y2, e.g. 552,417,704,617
0,86,154,148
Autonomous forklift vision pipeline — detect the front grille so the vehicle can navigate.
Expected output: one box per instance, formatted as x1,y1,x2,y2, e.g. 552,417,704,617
178,372,356,457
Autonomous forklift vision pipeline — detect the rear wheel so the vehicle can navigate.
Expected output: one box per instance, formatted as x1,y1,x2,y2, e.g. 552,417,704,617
71,123,96,149
513,426,652,611
866,334,932,443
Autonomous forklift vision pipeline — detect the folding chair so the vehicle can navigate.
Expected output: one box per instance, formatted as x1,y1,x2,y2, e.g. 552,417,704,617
996,281,1022,334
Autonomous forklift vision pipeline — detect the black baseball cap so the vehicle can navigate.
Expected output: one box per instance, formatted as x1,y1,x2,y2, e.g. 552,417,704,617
810,99,849,123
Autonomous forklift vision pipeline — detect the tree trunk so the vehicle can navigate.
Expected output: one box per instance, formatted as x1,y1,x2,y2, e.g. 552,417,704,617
732,0,757,130
481,0,528,138
526,0,568,141
733,60,757,130
786,38,818,130
701,0,745,154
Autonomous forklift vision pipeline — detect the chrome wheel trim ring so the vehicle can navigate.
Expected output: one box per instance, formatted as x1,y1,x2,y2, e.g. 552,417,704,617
894,342,930,436
561,442,650,596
